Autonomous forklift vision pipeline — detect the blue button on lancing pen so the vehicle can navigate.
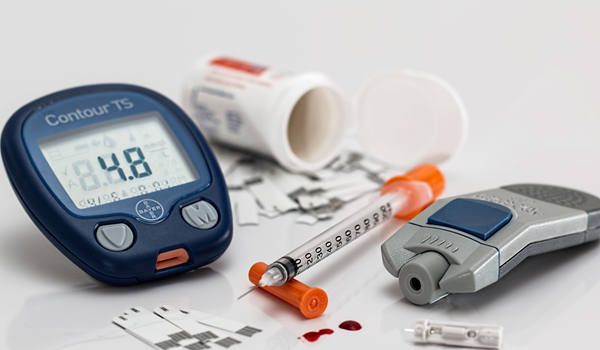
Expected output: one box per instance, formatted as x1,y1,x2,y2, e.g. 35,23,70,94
427,198,512,240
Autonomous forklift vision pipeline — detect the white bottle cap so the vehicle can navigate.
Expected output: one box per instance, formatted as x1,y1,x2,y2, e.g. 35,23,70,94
354,70,468,168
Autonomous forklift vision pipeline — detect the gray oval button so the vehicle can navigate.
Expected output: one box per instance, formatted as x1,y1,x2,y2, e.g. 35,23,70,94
96,223,134,251
182,200,219,229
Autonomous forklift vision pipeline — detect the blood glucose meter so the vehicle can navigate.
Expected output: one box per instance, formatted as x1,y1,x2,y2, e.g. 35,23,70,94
1,84,232,285
381,184,600,305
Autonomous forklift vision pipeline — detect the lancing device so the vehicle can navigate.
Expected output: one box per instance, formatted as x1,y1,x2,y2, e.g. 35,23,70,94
381,184,600,305
239,164,445,299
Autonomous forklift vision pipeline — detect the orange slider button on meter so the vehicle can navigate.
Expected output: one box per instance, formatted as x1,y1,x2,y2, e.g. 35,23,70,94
249,262,328,319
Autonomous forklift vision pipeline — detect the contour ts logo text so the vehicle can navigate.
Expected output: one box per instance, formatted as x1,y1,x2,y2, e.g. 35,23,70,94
45,98,134,126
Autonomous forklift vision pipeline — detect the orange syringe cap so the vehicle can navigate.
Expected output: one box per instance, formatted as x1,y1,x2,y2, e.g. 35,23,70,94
381,163,445,220
249,262,328,319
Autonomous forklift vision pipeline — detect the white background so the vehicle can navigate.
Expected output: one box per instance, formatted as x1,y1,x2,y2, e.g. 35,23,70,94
1,1,600,349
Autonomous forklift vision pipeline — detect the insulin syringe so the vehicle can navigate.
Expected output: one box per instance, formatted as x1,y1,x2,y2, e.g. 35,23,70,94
240,164,444,298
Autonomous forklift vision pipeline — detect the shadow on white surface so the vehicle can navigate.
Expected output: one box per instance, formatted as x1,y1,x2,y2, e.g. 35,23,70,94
7,267,233,350
0,225,94,286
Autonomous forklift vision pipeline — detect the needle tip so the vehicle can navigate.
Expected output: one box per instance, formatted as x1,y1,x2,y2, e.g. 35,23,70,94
237,285,259,300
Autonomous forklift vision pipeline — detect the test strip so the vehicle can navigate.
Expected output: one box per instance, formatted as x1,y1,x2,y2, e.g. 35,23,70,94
327,151,361,172
295,214,319,225
215,145,393,226
303,173,370,192
322,181,380,202
179,308,262,337
258,208,282,218
295,194,330,210
264,168,310,195
154,306,241,348
305,205,334,220
308,168,337,180
247,178,298,213
224,161,261,189
124,307,207,349
114,307,207,350
357,157,386,174
234,190,260,226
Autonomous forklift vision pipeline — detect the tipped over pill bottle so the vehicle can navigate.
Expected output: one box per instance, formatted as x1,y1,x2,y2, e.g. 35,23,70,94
182,55,348,172
183,54,468,172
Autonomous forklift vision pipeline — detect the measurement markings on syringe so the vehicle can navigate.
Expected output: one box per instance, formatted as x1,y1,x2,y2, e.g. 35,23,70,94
294,202,393,273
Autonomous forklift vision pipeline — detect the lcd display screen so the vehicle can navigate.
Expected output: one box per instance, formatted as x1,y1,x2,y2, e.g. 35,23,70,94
38,112,199,209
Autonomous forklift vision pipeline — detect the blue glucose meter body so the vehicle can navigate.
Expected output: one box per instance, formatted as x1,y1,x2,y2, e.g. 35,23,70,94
1,84,232,285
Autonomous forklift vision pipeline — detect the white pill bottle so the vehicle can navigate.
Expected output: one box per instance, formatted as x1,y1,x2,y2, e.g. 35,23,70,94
182,55,348,172
182,54,467,172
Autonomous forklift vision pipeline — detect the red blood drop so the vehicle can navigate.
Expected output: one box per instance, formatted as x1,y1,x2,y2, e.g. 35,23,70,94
339,320,362,331
302,328,334,342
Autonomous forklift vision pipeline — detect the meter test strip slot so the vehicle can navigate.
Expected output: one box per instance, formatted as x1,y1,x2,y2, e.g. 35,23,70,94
1,84,233,285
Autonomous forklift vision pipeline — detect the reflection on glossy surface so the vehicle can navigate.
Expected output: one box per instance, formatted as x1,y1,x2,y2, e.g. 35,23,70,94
8,268,232,350
262,327,300,350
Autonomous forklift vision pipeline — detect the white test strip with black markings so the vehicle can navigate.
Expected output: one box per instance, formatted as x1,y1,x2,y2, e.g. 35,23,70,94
114,307,208,350
155,306,242,348
303,173,370,192
322,181,380,202
295,194,330,210
124,307,209,350
263,167,310,195
246,178,298,213
179,308,262,337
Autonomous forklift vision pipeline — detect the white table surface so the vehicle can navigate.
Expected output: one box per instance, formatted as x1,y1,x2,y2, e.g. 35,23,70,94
1,1,600,349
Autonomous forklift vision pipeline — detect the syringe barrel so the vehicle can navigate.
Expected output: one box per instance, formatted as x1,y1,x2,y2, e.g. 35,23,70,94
266,164,444,285
270,191,407,282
